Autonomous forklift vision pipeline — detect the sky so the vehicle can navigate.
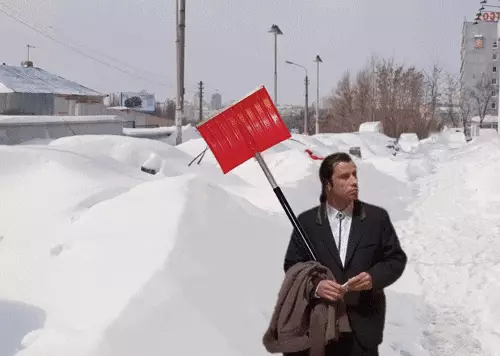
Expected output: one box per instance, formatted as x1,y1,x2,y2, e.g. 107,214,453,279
0,0,479,106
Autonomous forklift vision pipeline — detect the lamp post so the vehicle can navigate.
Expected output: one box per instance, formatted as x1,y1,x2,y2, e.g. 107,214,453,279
313,55,323,135
285,60,309,134
268,25,283,106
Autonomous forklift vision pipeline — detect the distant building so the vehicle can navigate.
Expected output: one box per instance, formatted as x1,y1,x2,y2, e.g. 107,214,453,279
192,92,201,109
0,62,106,116
460,20,499,116
319,97,333,110
211,92,222,110
108,91,155,114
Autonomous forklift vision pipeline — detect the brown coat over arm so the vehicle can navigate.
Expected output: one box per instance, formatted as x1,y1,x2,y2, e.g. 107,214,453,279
262,261,342,356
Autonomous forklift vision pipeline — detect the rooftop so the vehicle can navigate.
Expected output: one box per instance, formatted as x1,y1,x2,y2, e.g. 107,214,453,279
0,64,104,97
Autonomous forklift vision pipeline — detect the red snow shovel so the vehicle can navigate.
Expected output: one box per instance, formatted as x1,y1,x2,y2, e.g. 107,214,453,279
196,86,317,261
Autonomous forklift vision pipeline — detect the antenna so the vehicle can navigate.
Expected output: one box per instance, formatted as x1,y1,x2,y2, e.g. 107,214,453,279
26,44,37,62
22,44,38,67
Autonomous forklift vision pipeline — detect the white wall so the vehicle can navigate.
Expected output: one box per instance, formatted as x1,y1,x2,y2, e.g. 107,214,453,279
54,97,106,116
0,121,127,145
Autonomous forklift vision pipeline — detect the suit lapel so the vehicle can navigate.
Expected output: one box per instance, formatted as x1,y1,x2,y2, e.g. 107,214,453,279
315,203,343,268
344,200,367,267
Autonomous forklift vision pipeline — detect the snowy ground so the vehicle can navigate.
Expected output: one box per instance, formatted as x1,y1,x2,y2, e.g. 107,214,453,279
0,127,498,356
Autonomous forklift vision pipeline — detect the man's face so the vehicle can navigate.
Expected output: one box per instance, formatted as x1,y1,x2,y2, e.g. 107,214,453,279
329,161,358,201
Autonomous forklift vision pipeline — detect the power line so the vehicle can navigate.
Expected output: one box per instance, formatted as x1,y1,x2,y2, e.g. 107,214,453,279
0,2,214,96
0,3,175,88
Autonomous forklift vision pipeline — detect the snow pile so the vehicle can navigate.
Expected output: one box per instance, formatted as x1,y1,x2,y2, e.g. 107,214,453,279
48,135,193,177
359,121,383,133
405,154,434,181
160,124,201,145
122,127,176,137
314,132,396,158
393,135,500,356
398,133,420,153
0,129,498,356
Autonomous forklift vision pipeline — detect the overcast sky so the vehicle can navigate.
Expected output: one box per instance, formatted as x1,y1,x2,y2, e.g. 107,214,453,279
1,0,478,105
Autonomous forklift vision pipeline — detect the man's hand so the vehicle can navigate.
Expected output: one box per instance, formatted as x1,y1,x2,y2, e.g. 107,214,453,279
346,272,373,292
316,280,346,301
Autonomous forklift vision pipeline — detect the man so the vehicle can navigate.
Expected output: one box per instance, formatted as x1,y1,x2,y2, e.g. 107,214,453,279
284,152,407,356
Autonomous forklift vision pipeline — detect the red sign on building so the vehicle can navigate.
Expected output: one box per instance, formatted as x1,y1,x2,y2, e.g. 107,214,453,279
481,11,500,21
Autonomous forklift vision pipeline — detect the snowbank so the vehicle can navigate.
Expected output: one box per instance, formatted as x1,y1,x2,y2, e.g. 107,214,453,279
393,135,500,356
160,124,201,145
49,135,192,176
1,129,498,356
359,121,383,133
314,132,396,158
398,133,420,153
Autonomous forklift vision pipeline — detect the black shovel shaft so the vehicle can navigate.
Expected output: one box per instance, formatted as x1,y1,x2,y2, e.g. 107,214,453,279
272,187,317,261
254,152,317,261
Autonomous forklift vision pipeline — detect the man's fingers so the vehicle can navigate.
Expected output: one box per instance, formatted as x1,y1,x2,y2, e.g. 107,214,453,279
323,290,343,301
348,273,369,286
323,281,343,292
324,280,343,288
349,280,371,291
347,277,362,286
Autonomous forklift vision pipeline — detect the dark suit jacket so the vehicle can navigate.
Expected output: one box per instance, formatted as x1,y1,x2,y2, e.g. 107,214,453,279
283,200,407,349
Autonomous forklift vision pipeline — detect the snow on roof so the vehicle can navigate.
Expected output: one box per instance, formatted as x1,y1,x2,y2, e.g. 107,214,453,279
108,106,132,111
0,115,128,126
122,124,196,138
0,65,104,96
123,126,176,137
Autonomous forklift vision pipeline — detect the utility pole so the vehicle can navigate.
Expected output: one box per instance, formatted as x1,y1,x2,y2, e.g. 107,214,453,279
175,0,186,145
304,75,309,134
198,81,204,122
314,55,323,135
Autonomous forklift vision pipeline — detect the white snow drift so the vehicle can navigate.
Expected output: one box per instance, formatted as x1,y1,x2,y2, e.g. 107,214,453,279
0,129,498,356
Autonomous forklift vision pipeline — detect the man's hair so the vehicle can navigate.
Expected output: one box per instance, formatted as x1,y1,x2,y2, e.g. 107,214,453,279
318,152,354,203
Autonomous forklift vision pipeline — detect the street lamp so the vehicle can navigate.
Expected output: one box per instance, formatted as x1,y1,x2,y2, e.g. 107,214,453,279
285,60,309,134
313,55,323,135
268,24,283,106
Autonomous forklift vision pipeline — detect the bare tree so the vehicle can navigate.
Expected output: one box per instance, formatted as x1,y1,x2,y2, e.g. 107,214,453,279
330,71,356,131
469,73,496,126
154,102,167,118
166,99,176,121
441,72,460,127
459,86,473,141
354,68,372,124
375,58,429,138
424,63,443,121
324,56,440,138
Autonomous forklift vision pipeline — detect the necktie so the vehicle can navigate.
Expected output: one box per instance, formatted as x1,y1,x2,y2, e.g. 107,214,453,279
338,212,345,252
